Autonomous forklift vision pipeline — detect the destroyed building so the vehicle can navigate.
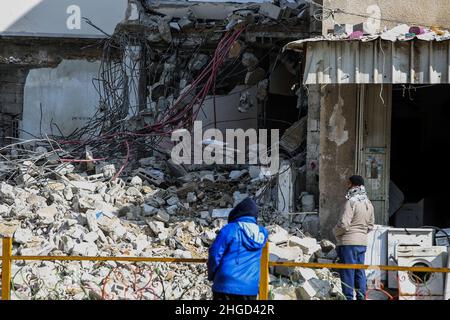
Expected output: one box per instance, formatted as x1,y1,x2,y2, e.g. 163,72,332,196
0,0,345,301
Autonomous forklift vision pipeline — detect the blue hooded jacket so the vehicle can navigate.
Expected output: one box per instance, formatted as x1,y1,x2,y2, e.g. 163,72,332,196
207,198,269,296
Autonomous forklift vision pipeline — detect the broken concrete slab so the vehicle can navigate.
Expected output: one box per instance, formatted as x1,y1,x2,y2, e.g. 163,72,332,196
155,210,170,223
0,221,20,238
272,286,297,300
290,267,318,283
270,245,303,277
142,204,158,216
295,280,317,300
173,249,192,259
211,208,232,219
288,236,321,255
71,181,97,192
14,227,33,244
36,205,59,224
130,176,143,186
319,239,336,253
229,170,247,181
267,225,289,245
259,3,282,20
72,242,98,256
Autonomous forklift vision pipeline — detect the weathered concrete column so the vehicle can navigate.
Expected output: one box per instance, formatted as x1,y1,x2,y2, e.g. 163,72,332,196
318,85,357,241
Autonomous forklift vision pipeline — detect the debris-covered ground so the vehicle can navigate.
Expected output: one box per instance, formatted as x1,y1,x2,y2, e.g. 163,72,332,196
0,141,342,300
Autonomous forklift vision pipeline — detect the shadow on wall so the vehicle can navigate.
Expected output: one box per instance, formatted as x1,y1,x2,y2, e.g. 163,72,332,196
0,0,127,37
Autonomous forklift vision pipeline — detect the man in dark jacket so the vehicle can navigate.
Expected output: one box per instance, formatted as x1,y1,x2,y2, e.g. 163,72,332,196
207,198,269,300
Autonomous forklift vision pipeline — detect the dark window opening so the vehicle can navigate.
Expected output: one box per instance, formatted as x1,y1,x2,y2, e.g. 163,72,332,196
390,84,450,228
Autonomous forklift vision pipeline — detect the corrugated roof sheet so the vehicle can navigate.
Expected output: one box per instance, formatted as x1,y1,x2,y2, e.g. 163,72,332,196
285,25,450,85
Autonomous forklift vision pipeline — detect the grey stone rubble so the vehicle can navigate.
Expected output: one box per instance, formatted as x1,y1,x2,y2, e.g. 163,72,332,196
267,225,345,300
0,144,338,300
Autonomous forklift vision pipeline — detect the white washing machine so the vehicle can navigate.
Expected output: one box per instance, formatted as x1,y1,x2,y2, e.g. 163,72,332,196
387,228,434,289
397,246,447,300
365,225,390,288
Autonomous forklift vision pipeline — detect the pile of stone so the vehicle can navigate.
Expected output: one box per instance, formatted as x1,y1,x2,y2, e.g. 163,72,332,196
0,142,336,300
267,226,345,300
0,145,249,299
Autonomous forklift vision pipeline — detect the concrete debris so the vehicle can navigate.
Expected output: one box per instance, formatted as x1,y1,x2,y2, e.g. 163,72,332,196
0,141,336,300
238,91,255,113
241,52,259,69
289,236,321,256
271,286,297,300
189,54,210,72
267,225,290,245
245,67,266,86
211,208,232,219
280,117,307,154
259,3,282,20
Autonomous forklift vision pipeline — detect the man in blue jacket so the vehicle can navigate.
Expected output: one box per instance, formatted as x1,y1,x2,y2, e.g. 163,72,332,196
207,197,269,300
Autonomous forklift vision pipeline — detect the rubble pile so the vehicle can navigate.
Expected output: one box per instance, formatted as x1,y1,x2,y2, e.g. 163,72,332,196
267,226,344,300
0,142,337,300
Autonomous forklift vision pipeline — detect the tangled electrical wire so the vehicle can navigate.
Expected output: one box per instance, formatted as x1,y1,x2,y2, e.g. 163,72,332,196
35,26,247,181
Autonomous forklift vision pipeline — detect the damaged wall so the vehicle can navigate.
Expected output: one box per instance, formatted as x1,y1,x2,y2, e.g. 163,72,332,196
197,85,258,132
322,0,450,34
20,60,100,139
319,85,357,241
0,0,127,37
0,66,29,144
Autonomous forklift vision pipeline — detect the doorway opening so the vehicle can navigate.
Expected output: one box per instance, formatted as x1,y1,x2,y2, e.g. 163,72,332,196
389,84,450,228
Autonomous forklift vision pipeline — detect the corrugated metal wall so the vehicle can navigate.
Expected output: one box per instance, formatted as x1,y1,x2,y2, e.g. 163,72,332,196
302,39,450,84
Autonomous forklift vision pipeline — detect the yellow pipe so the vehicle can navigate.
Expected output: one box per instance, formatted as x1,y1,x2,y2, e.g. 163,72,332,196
259,243,270,300
268,261,450,273
1,238,12,300
11,256,207,263
2,236,450,302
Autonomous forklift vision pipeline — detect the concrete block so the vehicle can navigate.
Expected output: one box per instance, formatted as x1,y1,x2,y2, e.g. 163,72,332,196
259,3,282,20
309,278,332,297
72,242,98,256
290,267,318,282
71,181,97,192
130,176,143,186
319,239,336,253
14,227,32,244
271,287,297,300
155,210,170,223
288,236,321,255
295,281,316,300
142,204,158,216
212,208,232,219
36,205,58,224
229,170,248,180
173,249,192,259
270,246,303,277
268,225,289,245
86,210,100,232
